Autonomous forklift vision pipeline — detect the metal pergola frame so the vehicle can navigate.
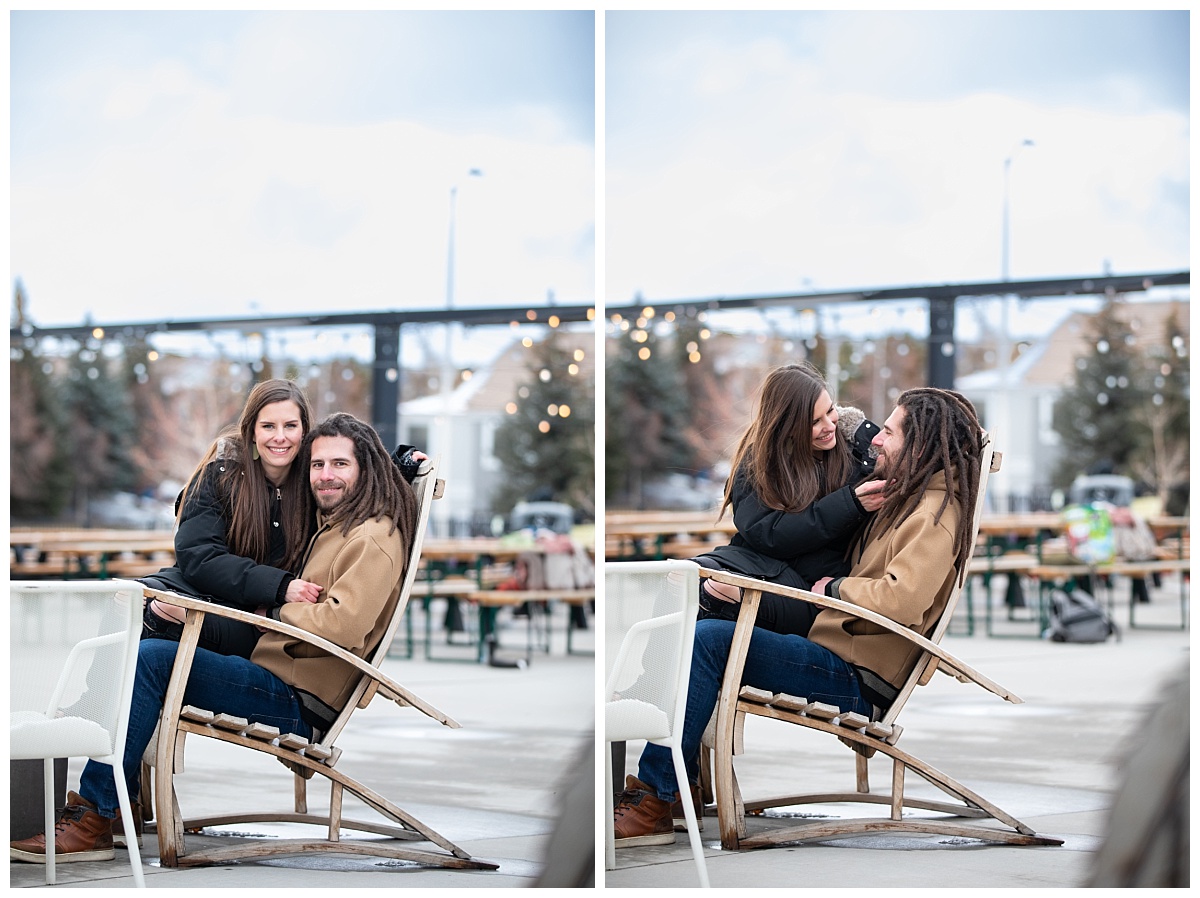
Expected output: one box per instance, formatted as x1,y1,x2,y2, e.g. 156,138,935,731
604,270,1189,388
10,269,1188,444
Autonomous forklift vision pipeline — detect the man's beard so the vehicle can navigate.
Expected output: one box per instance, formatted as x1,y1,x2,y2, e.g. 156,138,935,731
314,486,346,512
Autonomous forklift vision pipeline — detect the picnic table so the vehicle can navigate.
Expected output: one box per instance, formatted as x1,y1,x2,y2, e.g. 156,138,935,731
10,528,175,579
403,537,595,665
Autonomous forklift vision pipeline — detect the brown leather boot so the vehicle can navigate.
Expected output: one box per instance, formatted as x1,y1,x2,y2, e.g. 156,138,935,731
112,797,144,848
613,775,674,847
670,782,704,832
10,791,115,863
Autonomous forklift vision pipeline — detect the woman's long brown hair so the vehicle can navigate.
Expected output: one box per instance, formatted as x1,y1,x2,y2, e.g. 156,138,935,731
177,379,316,574
720,362,853,517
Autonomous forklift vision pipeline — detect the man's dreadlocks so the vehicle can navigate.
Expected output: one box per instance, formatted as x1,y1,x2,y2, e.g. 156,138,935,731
304,413,418,540
866,388,983,586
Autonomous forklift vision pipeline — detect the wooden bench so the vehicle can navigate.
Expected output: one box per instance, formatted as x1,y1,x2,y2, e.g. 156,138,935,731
956,552,1040,636
393,574,511,661
11,531,176,580
973,556,1191,636
464,588,596,663
1029,559,1190,631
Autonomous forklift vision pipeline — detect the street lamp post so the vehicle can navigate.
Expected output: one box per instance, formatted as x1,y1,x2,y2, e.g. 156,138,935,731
443,168,483,401
438,168,482,537
997,139,1034,511
1001,139,1034,282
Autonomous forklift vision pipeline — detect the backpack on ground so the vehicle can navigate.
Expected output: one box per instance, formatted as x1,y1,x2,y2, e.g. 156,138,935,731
1044,588,1118,643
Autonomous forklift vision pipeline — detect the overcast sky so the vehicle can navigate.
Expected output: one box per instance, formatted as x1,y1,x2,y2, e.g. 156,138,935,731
11,10,595,338
8,10,1190,353
606,10,1189,338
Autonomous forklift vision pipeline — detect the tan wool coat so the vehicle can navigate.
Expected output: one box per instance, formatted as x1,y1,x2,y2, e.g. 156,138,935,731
251,513,408,714
807,471,961,692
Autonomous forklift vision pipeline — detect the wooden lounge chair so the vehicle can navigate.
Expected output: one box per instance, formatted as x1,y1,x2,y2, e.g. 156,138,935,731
139,460,498,871
699,436,1065,850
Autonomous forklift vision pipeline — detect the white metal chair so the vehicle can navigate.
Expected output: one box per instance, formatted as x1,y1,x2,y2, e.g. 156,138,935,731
10,579,146,887
604,559,709,888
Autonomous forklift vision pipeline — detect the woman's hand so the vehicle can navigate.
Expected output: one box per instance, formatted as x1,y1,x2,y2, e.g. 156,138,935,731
854,479,888,512
284,579,322,603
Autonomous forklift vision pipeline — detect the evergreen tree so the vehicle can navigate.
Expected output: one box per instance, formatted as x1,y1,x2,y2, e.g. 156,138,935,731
10,344,73,520
61,338,138,523
491,333,595,519
1051,299,1151,487
604,313,693,507
668,315,734,472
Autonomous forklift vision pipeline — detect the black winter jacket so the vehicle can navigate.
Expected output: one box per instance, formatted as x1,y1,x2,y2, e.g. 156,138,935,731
144,460,297,609
696,463,872,591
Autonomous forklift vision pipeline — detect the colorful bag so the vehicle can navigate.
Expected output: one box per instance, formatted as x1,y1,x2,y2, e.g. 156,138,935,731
1061,504,1115,565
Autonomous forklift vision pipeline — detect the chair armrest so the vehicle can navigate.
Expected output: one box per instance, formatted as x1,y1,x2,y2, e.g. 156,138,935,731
699,569,1022,704
143,587,460,727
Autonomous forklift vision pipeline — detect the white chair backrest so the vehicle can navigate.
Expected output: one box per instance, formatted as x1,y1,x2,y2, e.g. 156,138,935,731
10,579,144,761
604,560,700,743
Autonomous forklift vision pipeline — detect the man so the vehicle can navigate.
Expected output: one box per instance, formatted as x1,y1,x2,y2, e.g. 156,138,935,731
12,413,418,864
613,388,983,845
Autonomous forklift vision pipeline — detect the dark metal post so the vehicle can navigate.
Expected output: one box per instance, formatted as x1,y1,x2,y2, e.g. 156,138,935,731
371,323,401,449
927,295,956,389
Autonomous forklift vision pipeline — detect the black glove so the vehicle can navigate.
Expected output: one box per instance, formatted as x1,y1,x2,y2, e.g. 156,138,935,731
392,444,423,483
836,406,879,469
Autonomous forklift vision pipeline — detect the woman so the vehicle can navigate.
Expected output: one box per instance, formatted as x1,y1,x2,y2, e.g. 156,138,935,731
140,379,322,658
693,362,887,637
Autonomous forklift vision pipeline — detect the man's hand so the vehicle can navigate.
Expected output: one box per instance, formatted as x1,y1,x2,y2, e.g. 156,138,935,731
285,579,322,603
253,605,271,632
854,478,888,512
812,576,833,595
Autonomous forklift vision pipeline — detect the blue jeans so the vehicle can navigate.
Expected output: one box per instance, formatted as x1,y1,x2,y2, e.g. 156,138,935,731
637,619,871,802
79,638,312,818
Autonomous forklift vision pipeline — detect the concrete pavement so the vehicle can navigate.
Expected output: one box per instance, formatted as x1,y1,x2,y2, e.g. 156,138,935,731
8,575,1190,888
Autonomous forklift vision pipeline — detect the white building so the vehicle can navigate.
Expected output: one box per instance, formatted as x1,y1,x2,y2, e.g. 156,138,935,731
397,328,595,536
958,298,1189,511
